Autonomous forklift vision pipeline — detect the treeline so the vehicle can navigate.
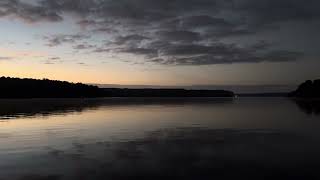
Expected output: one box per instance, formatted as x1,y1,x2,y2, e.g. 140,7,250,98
0,77,103,98
0,77,235,98
289,79,320,98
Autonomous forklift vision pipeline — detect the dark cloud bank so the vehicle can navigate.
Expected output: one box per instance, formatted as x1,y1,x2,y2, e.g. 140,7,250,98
1,0,319,65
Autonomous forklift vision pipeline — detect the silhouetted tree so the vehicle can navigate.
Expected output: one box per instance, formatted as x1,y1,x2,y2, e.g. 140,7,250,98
289,79,320,98
0,77,235,98
0,77,103,98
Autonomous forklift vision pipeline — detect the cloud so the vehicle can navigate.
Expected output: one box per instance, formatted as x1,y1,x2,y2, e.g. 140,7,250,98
43,56,63,64
118,41,303,65
44,34,90,47
32,0,320,31
235,0,320,26
119,47,158,58
73,43,96,50
0,56,12,61
5,0,317,27
156,31,201,43
0,0,317,28
161,50,303,66
113,34,150,45
1,0,317,65
49,57,60,60
77,62,87,66
77,19,98,29
168,15,235,30
93,48,112,53
0,0,62,23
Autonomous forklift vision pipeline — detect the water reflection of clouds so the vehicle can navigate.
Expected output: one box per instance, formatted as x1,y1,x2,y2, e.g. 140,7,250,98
40,128,320,179
0,98,319,179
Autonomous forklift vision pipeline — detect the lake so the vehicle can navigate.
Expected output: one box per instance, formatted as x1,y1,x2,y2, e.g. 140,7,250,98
0,98,319,180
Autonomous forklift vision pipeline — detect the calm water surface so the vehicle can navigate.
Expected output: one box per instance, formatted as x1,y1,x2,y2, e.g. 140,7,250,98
0,98,319,179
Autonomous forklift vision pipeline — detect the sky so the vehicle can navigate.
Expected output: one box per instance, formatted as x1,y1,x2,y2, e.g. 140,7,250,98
0,0,319,86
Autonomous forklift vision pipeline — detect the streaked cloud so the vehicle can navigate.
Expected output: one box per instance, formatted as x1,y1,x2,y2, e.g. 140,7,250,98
0,56,12,61
1,0,319,65
43,34,90,47
0,0,62,23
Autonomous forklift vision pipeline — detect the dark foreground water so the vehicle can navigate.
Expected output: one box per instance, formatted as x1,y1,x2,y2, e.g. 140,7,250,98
0,98,319,180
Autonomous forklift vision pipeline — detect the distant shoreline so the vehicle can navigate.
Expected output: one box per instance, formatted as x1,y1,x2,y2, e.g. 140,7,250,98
237,92,289,97
0,77,234,98
3,77,319,99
